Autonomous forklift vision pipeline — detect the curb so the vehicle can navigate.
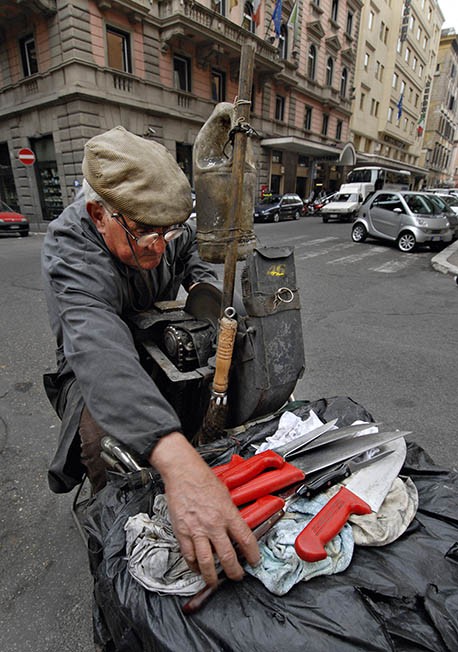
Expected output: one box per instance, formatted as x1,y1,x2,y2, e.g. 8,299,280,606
431,240,458,277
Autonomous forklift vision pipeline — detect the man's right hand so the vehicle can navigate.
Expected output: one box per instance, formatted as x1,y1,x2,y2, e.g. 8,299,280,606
149,432,260,586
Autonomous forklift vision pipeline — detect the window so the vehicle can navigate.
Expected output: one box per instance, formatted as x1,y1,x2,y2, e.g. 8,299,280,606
326,57,334,86
272,150,282,164
368,10,374,30
359,92,365,110
400,80,405,94
242,2,255,34
404,47,410,63
214,0,226,16
388,106,393,122
336,120,343,140
173,56,191,91
308,45,317,80
412,56,417,71
275,95,285,121
20,34,38,77
346,12,353,36
364,52,370,71
340,68,348,96
392,72,398,88
331,0,339,22
379,21,385,41
321,114,329,136
106,26,132,73
211,69,226,102
419,64,423,78
304,105,312,130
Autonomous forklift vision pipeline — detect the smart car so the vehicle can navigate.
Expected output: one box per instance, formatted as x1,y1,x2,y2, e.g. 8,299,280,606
0,200,29,237
254,193,304,223
352,191,453,253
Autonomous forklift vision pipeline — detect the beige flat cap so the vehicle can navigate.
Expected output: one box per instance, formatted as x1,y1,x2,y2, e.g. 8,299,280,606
82,126,192,226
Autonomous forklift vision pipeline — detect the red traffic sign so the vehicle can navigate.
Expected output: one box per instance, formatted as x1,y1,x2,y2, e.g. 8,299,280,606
18,148,36,166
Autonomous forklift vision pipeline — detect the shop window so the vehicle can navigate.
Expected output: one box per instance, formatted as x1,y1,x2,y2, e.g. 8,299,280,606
211,69,226,102
106,26,132,73
20,35,38,77
30,135,63,221
174,56,191,91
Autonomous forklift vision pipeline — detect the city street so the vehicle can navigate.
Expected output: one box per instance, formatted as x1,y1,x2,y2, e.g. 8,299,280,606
0,219,457,651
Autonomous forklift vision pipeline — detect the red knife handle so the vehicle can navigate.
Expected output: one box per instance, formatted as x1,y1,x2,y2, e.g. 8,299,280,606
212,455,244,477
230,462,305,506
294,487,372,562
239,495,285,529
218,450,285,490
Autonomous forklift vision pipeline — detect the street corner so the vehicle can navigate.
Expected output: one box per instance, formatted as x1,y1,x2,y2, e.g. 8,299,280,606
431,239,458,277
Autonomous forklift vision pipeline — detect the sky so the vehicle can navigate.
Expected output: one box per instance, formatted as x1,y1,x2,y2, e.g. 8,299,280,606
439,0,458,30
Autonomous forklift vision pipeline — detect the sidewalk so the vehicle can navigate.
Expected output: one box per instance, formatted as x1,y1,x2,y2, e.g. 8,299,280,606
431,239,458,278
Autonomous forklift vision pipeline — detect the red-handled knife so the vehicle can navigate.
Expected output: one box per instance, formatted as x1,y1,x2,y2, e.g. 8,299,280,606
294,437,407,562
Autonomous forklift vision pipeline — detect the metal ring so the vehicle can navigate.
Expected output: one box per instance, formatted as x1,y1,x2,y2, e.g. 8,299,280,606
275,287,294,304
224,306,236,319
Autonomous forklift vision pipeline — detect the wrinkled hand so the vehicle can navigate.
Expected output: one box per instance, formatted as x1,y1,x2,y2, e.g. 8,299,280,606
149,432,260,586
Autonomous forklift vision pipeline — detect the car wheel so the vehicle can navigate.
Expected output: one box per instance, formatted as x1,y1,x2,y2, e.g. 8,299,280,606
397,231,416,253
294,210,300,220
351,223,367,242
272,212,280,223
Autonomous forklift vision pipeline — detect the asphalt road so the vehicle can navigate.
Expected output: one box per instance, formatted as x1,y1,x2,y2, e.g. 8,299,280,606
0,221,457,651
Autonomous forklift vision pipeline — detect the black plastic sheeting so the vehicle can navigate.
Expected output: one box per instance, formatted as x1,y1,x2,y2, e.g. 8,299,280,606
84,397,458,652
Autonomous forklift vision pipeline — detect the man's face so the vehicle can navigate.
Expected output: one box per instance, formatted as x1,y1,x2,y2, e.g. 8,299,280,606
88,202,168,270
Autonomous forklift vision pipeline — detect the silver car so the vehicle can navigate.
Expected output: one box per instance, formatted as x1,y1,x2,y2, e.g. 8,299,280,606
352,191,454,253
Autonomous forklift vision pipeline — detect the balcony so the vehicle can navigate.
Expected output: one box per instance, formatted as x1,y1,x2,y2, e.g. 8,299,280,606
155,0,283,78
0,0,56,21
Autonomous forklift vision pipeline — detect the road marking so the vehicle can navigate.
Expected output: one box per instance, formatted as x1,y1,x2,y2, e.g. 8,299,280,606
297,242,353,260
369,258,415,273
327,249,384,264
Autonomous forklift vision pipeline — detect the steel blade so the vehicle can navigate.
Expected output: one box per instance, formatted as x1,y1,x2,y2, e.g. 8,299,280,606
271,418,339,458
345,436,407,511
292,422,381,455
291,430,410,475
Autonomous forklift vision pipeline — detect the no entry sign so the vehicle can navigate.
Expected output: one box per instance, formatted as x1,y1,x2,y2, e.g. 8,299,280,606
18,148,36,166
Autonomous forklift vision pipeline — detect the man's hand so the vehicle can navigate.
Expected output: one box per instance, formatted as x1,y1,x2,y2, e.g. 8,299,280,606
149,432,260,586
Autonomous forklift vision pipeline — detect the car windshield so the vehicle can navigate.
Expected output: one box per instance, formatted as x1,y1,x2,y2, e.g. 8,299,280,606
0,200,14,213
334,193,359,202
402,194,441,215
426,194,453,214
259,195,281,205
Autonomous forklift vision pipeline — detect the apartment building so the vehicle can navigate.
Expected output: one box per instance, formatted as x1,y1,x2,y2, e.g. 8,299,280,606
420,28,458,187
350,0,444,188
0,0,362,230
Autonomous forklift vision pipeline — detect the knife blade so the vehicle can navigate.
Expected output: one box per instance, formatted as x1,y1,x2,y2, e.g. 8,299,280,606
296,448,393,499
292,422,381,455
294,437,407,562
266,418,339,458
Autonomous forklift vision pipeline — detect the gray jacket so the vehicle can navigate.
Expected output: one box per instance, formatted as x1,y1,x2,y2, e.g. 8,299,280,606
42,197,217,493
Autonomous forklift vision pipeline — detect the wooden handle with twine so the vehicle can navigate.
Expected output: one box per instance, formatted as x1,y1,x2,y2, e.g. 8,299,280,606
212,309,237,395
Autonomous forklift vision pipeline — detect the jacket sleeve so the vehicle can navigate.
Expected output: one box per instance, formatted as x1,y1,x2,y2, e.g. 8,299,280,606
42,219,183,460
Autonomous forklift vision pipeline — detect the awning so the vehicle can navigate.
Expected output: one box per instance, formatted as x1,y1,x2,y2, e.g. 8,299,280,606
260,136,341,158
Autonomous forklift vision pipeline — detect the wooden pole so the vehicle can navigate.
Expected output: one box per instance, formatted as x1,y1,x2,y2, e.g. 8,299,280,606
221,42,256,314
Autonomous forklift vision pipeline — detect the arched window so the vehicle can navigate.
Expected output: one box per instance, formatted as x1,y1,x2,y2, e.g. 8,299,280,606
326,57,334,86
242,1,255,34
308,45,317,80
340,67,348,96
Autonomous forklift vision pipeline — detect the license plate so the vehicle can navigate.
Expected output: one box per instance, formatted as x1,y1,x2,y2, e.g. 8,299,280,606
9,225,20,230
329,214,338,218
431,236,442,241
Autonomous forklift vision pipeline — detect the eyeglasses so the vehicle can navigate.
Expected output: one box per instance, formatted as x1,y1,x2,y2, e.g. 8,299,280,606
108,210,185,247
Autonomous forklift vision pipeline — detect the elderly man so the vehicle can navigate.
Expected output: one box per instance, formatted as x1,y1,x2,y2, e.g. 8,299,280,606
42,125,259,586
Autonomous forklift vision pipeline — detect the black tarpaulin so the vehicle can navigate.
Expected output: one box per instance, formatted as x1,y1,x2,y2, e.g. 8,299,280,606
83,397,458,652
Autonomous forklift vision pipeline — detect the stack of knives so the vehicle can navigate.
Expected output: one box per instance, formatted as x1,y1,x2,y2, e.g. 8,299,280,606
182,419,409,614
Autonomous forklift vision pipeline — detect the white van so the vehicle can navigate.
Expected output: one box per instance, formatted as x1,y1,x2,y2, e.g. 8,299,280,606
319,184,373,223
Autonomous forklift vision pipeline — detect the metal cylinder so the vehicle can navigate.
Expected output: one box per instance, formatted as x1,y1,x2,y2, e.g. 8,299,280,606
193,102,256,263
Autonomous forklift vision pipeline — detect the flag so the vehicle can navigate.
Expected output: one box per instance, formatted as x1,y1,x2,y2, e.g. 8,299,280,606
397,93,403,120
272,0,282,37
252,0,262,25
417,111,426,137
287,1,298,42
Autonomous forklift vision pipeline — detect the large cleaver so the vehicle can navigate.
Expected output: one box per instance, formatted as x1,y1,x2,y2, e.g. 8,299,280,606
294,436,407,562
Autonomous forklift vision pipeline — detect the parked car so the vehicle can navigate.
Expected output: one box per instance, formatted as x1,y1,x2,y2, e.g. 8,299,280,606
254,193,304,223
307,192,337,215
424,193,458,239
0,200,29,237
351,190,453,253
320,191,364,223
